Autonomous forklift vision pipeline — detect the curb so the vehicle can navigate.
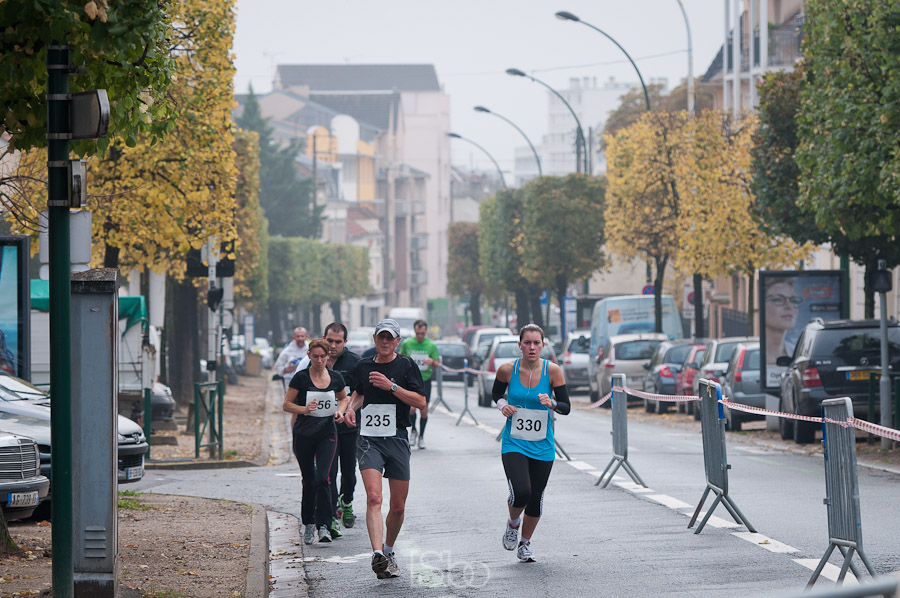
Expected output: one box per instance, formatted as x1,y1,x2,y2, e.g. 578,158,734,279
144,458,260,470
246,504,269,598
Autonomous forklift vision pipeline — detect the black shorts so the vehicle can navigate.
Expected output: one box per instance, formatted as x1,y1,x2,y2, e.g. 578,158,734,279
357,435,411,481
423,378,432,403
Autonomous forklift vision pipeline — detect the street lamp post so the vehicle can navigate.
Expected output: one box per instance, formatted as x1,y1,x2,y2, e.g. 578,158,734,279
447,132,507,189
555,11,652,112
505,68,587,174
474,105,542,178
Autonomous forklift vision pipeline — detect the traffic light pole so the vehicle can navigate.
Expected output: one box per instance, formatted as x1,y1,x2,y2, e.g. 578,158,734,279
47,43,74,598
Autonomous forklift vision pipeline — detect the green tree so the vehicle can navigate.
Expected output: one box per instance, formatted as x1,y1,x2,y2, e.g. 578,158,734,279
236,86,323,239
448,222,483,326
478,190,541,329
233,128,268,310
0,0,174,156
796,0,900,316
519,175,606,328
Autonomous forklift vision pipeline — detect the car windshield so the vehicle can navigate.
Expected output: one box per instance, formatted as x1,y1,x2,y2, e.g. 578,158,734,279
567,337,590,354
393,317,418,330
0,375,46,402
746,349,760,370
438,344,466,357
665,345,694,365
813,328,900,360
687,349,705,367
714,342,742,362
494,343,521,359
479,332,506,347
615,340,660,360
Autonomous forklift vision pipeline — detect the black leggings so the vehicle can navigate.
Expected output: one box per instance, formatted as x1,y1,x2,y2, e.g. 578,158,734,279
502,452,554,518
329,431,359,513
293,430,337,527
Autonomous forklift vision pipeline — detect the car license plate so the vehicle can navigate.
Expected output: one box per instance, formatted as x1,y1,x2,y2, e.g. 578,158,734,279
627,376,642,385
7,491,39,508
126,465,144,480
847,370,876,381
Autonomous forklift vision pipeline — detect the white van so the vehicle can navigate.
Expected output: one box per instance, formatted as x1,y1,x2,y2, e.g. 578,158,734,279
387,307,426,339
587,295,682,400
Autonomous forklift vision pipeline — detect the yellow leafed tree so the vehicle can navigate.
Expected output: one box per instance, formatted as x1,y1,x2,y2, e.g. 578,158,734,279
6,0,240,280
605,111,691,332
678,112,810,332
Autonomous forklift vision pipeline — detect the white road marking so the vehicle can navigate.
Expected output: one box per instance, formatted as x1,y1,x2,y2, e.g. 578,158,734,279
275,473,302,477
295,552,372,564
679,510,741,529
614,480,655,493
793,559,859,584
646,494,692,509
732,532,798,553
566,460,597,471
475,424,501,435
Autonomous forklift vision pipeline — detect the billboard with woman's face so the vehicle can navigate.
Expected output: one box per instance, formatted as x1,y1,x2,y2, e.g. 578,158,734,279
0,236,31,379
759,270,846,392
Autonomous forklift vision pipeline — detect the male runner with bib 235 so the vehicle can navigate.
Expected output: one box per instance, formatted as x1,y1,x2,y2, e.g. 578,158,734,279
492,324,570,563
345,319,426,579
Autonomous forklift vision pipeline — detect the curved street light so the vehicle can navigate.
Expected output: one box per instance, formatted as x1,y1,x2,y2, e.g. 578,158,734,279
474,105,542,177
506,68,586,173
447,132,507,189
555,11,652,112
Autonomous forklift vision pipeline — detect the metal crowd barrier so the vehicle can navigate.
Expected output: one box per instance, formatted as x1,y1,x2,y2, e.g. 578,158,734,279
688,379,756,534
431,358,453,413
456,359,478,426
596,374,646,488
807,398,879,589
781,574,899,598
193,380,224,459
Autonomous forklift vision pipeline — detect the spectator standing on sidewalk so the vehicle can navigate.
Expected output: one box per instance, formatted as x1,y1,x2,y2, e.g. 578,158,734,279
323,322,362,532
283,338,349,545
399,319,439,449
274,327,309,392
345,319,425,579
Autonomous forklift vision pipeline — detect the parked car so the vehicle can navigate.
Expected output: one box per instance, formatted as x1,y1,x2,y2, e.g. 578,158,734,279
252,337,275,369
675,343,708,413
434,340,467,382
643,340,706,414
778,319,900,444
0,374,148,487
346,327,375,356
560,330,591,390
476,335,557,407
461,326,489,354
721,342,764,432
692,336,758,419
470,342,492,388
126,381,177,431
229,334,247,374
595,333,668,400
0,433,50,520
468,327,514,359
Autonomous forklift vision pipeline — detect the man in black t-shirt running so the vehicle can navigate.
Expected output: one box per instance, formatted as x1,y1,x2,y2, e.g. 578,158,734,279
346,319,425,580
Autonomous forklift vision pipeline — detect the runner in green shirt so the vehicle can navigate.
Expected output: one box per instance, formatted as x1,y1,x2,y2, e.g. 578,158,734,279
400,319,439,449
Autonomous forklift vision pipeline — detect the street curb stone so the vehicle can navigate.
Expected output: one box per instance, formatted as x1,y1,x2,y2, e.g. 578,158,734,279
246,504,269,598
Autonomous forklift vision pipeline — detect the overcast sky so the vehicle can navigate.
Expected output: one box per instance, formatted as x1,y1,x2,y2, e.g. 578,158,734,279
233,0,725,175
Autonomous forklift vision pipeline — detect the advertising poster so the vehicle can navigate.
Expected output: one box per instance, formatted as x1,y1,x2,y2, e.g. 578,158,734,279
759,270,846,392
0,236,30,379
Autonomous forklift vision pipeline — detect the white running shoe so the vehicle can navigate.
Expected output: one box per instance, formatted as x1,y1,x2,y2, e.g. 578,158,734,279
502,521,519,551
517,541,535,563
417,436,426,450
303,523,316,545
409,428,418,447
318,526,332,543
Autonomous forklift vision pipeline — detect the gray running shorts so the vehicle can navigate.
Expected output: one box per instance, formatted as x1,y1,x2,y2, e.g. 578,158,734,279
357,435,411,481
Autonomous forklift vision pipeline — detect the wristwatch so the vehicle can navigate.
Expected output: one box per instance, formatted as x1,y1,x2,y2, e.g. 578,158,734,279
390,383,398,392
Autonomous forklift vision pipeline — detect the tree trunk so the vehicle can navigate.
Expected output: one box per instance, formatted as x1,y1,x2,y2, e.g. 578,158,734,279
329,301,342,325
529,286,545,329
556,275,568,341
470,291,482,326
864,260,876,319
746,267,756,337
693,273,704,338
167,278,199,408
0,511,17,555
514,287,530,331
654,256,668,333
311,304,322,336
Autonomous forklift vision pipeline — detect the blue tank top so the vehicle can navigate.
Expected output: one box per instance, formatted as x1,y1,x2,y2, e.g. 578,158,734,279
501,358,555,461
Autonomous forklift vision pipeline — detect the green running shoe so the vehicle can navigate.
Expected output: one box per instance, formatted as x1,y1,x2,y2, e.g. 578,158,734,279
341,499,356,528
329,518,343,539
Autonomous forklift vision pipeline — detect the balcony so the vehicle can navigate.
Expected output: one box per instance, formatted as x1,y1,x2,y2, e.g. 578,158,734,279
410,234,428,250
409,269,428,286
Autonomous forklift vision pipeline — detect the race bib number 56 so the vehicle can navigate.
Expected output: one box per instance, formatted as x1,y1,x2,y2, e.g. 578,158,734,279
360,403,396,437
510,408,548,441
307,390,336,418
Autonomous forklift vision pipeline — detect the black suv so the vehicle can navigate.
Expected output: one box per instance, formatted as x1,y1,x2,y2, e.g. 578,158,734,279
778,319,900,444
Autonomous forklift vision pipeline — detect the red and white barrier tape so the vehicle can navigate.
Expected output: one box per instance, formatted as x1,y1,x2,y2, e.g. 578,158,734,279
588,386,900,442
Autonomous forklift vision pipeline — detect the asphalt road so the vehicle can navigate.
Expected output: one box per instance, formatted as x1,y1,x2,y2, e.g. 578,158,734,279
132,380,900,597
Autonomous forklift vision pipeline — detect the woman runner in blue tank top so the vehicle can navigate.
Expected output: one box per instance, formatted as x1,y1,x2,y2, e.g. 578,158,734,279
491,324,571,563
